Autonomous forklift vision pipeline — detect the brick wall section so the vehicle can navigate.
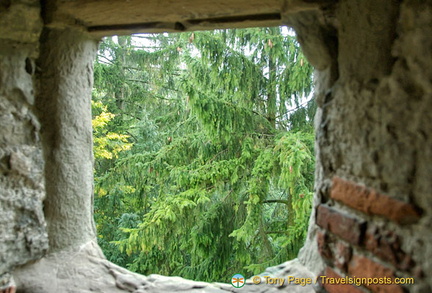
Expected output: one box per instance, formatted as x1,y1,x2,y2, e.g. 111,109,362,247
330,177,421,224
315,176,423,293
317,230,353,272
364,225,415,272
316,204,366,245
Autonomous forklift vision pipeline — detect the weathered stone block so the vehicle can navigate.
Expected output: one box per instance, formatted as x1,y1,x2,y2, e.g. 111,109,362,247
0,44,48,277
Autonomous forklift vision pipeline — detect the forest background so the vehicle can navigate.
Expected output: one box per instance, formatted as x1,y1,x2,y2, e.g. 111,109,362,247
92,27,316,283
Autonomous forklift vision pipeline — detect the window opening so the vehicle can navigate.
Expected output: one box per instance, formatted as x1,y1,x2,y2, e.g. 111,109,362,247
92,26,315,283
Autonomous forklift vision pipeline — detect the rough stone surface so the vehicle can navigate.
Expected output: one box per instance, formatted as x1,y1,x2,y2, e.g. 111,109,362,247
36,27,99,252
0,0,42,45
14,241,317,293
0,2,46,289
0,42,48,283
302,1,432,292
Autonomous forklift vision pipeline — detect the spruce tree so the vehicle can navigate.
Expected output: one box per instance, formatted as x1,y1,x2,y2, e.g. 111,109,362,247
93,27,315,282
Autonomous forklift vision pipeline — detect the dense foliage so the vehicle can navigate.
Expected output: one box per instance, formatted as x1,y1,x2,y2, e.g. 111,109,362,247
92,27,315,282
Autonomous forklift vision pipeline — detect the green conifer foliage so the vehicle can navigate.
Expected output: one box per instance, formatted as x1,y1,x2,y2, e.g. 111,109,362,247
93,27,315,282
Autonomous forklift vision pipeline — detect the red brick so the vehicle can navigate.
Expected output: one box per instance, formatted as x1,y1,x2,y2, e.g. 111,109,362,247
364,225,415,272
331,177,421,224
316,204,366,245
320,267,365,293
348,254,404,293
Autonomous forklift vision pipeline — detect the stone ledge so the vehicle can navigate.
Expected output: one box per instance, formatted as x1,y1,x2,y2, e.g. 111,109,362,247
13,241,317,293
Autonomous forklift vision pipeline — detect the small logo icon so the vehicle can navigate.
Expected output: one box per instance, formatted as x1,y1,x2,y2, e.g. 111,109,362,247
231,274,245,288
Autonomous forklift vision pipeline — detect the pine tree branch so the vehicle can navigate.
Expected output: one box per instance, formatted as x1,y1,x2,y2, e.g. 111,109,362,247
275,98,314,118
262,199,290,206
97,54,115,65
207,149,229,164
125,131,138,142
126,78,182,93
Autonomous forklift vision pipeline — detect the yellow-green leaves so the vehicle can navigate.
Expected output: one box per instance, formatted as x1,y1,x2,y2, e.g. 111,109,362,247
92,100,133,159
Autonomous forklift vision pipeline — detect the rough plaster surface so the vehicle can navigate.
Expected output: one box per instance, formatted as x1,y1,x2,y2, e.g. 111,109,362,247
0,44,48,285
35,27,99,252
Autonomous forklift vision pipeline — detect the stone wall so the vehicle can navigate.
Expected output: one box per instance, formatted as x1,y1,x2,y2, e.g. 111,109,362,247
296,1,432,292
0,0,48,290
